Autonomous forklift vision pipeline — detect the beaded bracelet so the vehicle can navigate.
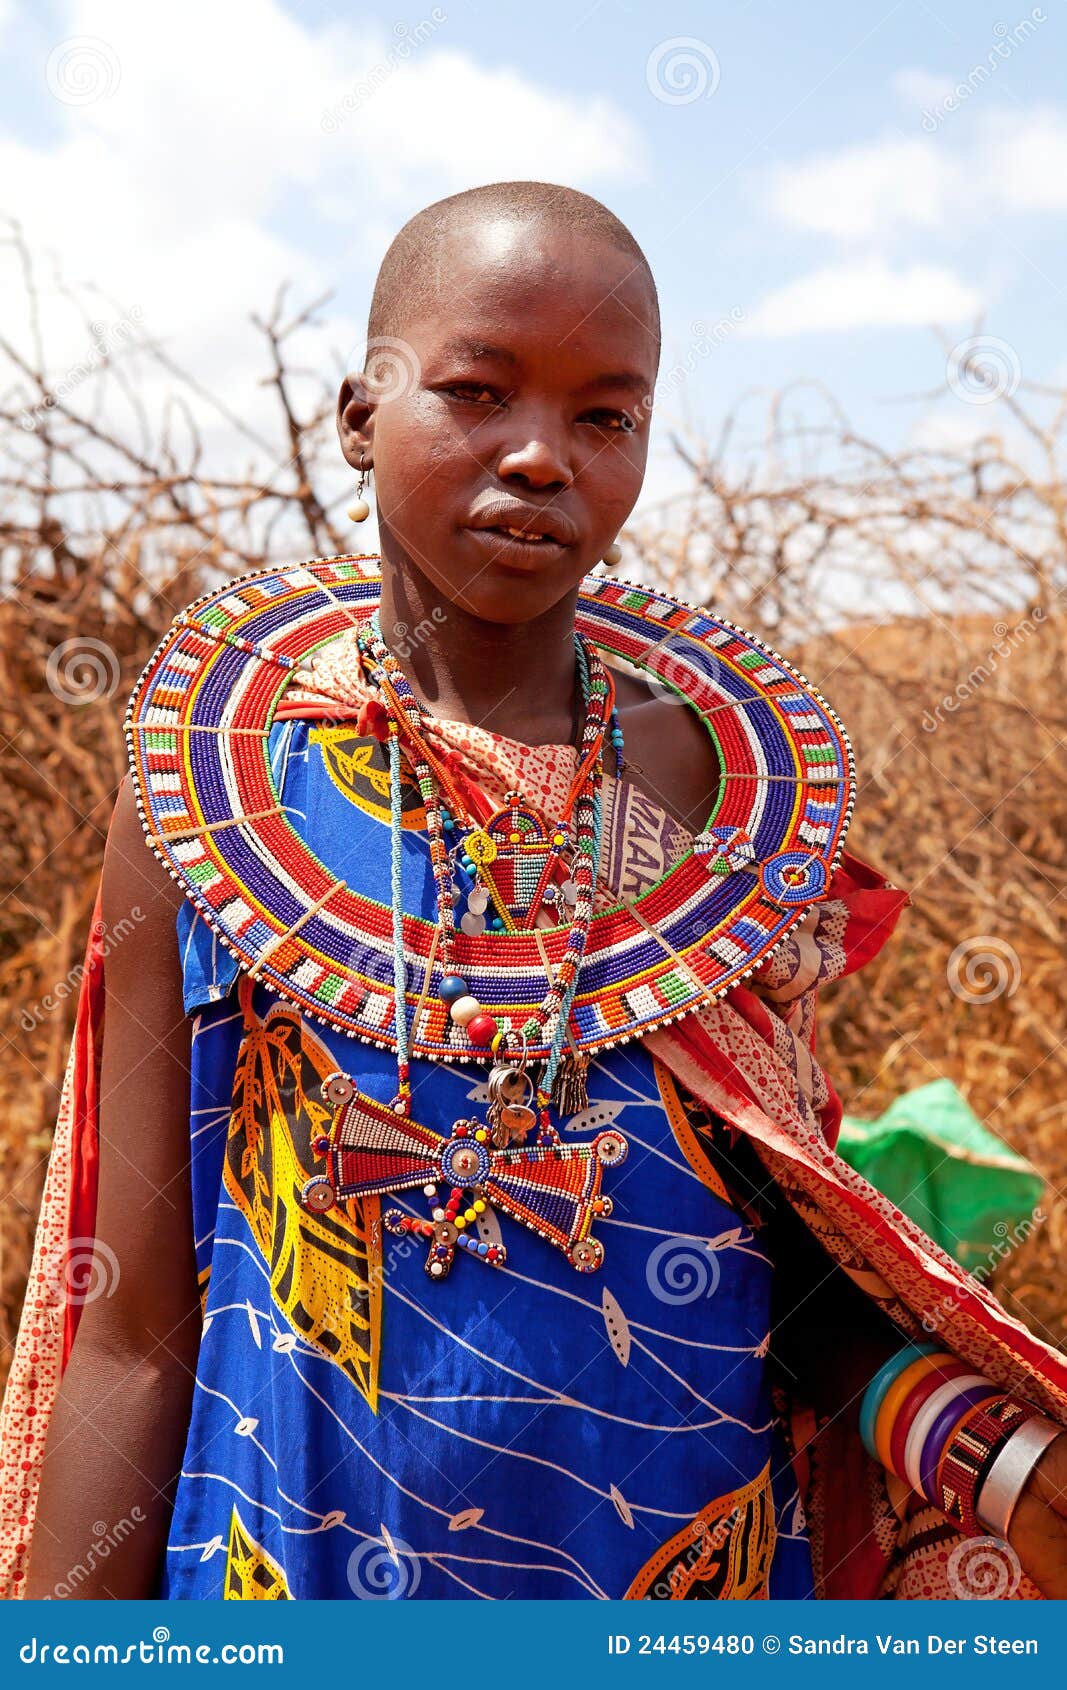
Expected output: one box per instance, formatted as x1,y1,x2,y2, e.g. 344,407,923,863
861,1344,1064,1541
918,1383,1000,1503
903,1374,991,1493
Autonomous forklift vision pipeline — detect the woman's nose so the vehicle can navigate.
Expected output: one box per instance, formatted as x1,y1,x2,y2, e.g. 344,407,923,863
496,427,572,490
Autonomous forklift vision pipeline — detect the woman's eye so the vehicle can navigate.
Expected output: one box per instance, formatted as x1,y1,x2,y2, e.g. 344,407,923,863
583,409,637,432
447,383,502,405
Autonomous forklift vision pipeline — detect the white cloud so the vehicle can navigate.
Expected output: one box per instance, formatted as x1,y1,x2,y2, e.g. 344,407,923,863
743,260,982,337
1,0,645,473
892,68,957,113
762,137,958,241
985,110,1067,211
761,106,1067,243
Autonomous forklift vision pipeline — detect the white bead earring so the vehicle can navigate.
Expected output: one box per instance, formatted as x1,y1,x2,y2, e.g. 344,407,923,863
601,540,622,567
347,453,371,523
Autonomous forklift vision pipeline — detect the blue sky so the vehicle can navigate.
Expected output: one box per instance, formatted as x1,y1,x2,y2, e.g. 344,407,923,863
2,0,1064,514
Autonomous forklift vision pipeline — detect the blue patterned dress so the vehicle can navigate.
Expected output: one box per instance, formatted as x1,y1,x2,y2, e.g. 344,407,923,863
159,719,814,1600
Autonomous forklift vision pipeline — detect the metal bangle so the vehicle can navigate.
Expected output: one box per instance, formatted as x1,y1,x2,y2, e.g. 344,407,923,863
976,1416,1063,1540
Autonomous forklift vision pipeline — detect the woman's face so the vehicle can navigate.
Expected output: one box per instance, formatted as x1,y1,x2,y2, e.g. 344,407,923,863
338,216,659,625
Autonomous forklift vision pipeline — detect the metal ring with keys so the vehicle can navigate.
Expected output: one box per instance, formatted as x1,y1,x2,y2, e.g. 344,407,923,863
487,1036,537,1145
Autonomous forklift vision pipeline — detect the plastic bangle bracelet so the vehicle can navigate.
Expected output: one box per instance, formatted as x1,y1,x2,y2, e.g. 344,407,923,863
860,1343,941,1459
873,1353,956,1471
976,1417,1062,1540
904,1375,990,1493
918,1383,1000,1503
888,1359,976,1480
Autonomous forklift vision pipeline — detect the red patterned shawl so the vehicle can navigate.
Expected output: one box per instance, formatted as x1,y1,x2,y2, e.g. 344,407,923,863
3,694,1065,1602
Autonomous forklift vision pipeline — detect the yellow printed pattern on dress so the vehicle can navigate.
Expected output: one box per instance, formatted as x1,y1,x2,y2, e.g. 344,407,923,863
653,1060,732,1205
224,979,383,1413
224,1506,291,1599
311,727,425,828
624,1461,776,1599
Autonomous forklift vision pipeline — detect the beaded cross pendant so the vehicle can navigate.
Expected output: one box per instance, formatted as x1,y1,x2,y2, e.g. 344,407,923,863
300,1073,627,1281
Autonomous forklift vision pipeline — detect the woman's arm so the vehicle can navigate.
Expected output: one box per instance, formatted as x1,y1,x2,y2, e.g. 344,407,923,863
25,776,201,1599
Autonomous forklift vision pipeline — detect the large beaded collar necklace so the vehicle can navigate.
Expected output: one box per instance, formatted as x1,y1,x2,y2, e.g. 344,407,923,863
125,554,855,1070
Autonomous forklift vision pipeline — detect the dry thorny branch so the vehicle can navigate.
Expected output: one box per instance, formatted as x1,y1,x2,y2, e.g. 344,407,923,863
1,225,1065,1382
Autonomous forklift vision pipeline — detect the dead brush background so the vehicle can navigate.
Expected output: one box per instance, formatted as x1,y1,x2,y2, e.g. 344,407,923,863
2,249,1065,1386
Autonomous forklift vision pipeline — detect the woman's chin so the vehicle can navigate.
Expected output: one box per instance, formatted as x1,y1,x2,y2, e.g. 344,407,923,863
414,534,591,623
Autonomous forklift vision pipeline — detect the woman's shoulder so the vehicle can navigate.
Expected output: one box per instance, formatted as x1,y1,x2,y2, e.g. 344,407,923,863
608,667,720,835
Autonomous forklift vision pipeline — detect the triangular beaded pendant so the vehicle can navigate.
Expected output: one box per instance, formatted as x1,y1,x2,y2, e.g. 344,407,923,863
461,793,572,931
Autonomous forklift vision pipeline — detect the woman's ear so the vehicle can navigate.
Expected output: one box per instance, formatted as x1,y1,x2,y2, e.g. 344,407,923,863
336,372,374,472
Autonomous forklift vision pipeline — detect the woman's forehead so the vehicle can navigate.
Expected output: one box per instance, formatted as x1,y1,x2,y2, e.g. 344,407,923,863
407,221,658,368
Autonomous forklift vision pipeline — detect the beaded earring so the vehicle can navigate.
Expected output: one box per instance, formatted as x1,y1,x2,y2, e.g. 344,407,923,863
347,453,372,523
601,540,622,567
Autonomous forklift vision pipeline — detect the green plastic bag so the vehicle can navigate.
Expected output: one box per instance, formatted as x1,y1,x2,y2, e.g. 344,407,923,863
836,1078,1044,1276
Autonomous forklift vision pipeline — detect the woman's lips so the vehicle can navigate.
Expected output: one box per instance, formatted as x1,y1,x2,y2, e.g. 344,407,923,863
464,525,569,569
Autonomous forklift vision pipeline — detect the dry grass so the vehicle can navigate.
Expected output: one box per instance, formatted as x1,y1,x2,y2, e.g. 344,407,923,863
2,248,1066,1384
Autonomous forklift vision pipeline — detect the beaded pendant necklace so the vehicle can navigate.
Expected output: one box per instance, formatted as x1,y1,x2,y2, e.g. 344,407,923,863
299,613,630,1281
125,558,855,1101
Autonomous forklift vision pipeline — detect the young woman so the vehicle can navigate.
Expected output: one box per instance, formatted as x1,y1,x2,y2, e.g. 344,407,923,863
7,182,1067,1601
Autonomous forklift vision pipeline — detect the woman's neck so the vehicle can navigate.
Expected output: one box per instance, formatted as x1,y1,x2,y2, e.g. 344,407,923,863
377,560,584,746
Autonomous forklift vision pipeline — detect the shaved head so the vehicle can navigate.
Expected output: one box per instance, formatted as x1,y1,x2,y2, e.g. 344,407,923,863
367,179,660,354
